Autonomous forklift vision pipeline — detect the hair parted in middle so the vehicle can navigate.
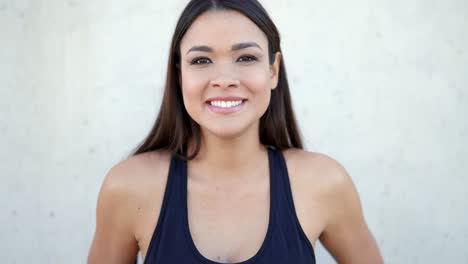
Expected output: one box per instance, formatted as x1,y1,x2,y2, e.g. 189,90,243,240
133,0,303,159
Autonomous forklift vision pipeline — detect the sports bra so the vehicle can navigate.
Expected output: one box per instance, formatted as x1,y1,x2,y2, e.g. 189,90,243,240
143,146,316,263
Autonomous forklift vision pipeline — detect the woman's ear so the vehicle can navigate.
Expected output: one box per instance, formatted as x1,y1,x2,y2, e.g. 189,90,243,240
270,52,282,90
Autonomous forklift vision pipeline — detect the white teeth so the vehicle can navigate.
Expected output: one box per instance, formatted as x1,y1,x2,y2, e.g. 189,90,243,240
210,100,243,108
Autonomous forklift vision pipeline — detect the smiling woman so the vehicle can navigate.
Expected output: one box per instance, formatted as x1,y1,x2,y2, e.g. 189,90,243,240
179,10,282,142
87,0,383,264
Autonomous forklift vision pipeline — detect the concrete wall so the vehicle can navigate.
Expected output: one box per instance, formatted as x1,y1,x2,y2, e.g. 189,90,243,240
1,0,467,263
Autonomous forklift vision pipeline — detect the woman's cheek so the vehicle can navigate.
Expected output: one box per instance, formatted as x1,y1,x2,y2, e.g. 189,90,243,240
181,75,207,118
182,70,207,95
240,67,271,92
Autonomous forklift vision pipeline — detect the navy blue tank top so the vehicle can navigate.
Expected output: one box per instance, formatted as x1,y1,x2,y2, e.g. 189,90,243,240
143,146,316,263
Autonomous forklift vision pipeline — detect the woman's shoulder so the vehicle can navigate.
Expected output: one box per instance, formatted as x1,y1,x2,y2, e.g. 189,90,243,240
283,148,382,262
89,151,173,262
282,148,355,199
99,150,172,204
282,148,349,179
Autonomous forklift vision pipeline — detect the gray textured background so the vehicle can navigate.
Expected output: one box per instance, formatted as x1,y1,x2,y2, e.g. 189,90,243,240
1,0,467,263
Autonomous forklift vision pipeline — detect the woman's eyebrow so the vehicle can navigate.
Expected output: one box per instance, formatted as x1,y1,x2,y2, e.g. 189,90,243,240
186,41,262,55
232,41,262,51
186,45,213,54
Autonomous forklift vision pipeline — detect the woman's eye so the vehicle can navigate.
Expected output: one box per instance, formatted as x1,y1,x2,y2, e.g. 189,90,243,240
237,55,258,63
191,57,212,65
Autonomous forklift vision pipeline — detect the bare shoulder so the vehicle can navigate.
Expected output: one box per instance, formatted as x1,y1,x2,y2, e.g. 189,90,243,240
282,148,353,194
88,150,172,263
283,148,383,263
97,150,173,224
103,150,172,194
284,148,358,217
282,148,359,226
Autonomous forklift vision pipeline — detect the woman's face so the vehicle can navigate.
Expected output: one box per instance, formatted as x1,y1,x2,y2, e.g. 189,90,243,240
179,10,281,139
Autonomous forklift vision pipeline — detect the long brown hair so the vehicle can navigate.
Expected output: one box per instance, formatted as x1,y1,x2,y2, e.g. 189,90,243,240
132,0,303,159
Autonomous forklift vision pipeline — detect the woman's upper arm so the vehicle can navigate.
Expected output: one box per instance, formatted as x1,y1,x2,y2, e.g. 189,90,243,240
319,160,383,264
87,163,139,264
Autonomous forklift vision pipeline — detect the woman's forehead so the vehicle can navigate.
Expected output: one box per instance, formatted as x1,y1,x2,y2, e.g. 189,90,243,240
180,10,268,53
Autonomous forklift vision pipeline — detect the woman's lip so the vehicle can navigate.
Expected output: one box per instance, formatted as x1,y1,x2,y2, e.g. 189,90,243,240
206,100,246,114
205,96,247,102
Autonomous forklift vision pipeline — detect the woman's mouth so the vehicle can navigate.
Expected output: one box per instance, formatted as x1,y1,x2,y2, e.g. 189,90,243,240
205,99,247,114
209,100,243,108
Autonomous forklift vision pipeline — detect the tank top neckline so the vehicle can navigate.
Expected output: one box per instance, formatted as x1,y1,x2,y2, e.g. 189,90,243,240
179,146,277,264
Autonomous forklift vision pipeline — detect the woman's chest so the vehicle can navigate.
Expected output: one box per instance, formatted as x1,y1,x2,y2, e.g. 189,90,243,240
136,163,328,262
190,178,273,260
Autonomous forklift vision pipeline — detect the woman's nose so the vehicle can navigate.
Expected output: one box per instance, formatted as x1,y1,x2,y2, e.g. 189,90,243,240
209,64,240,89
210,78,240,89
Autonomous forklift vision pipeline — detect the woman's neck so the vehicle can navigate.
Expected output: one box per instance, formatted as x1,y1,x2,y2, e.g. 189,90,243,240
187,126,268,182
